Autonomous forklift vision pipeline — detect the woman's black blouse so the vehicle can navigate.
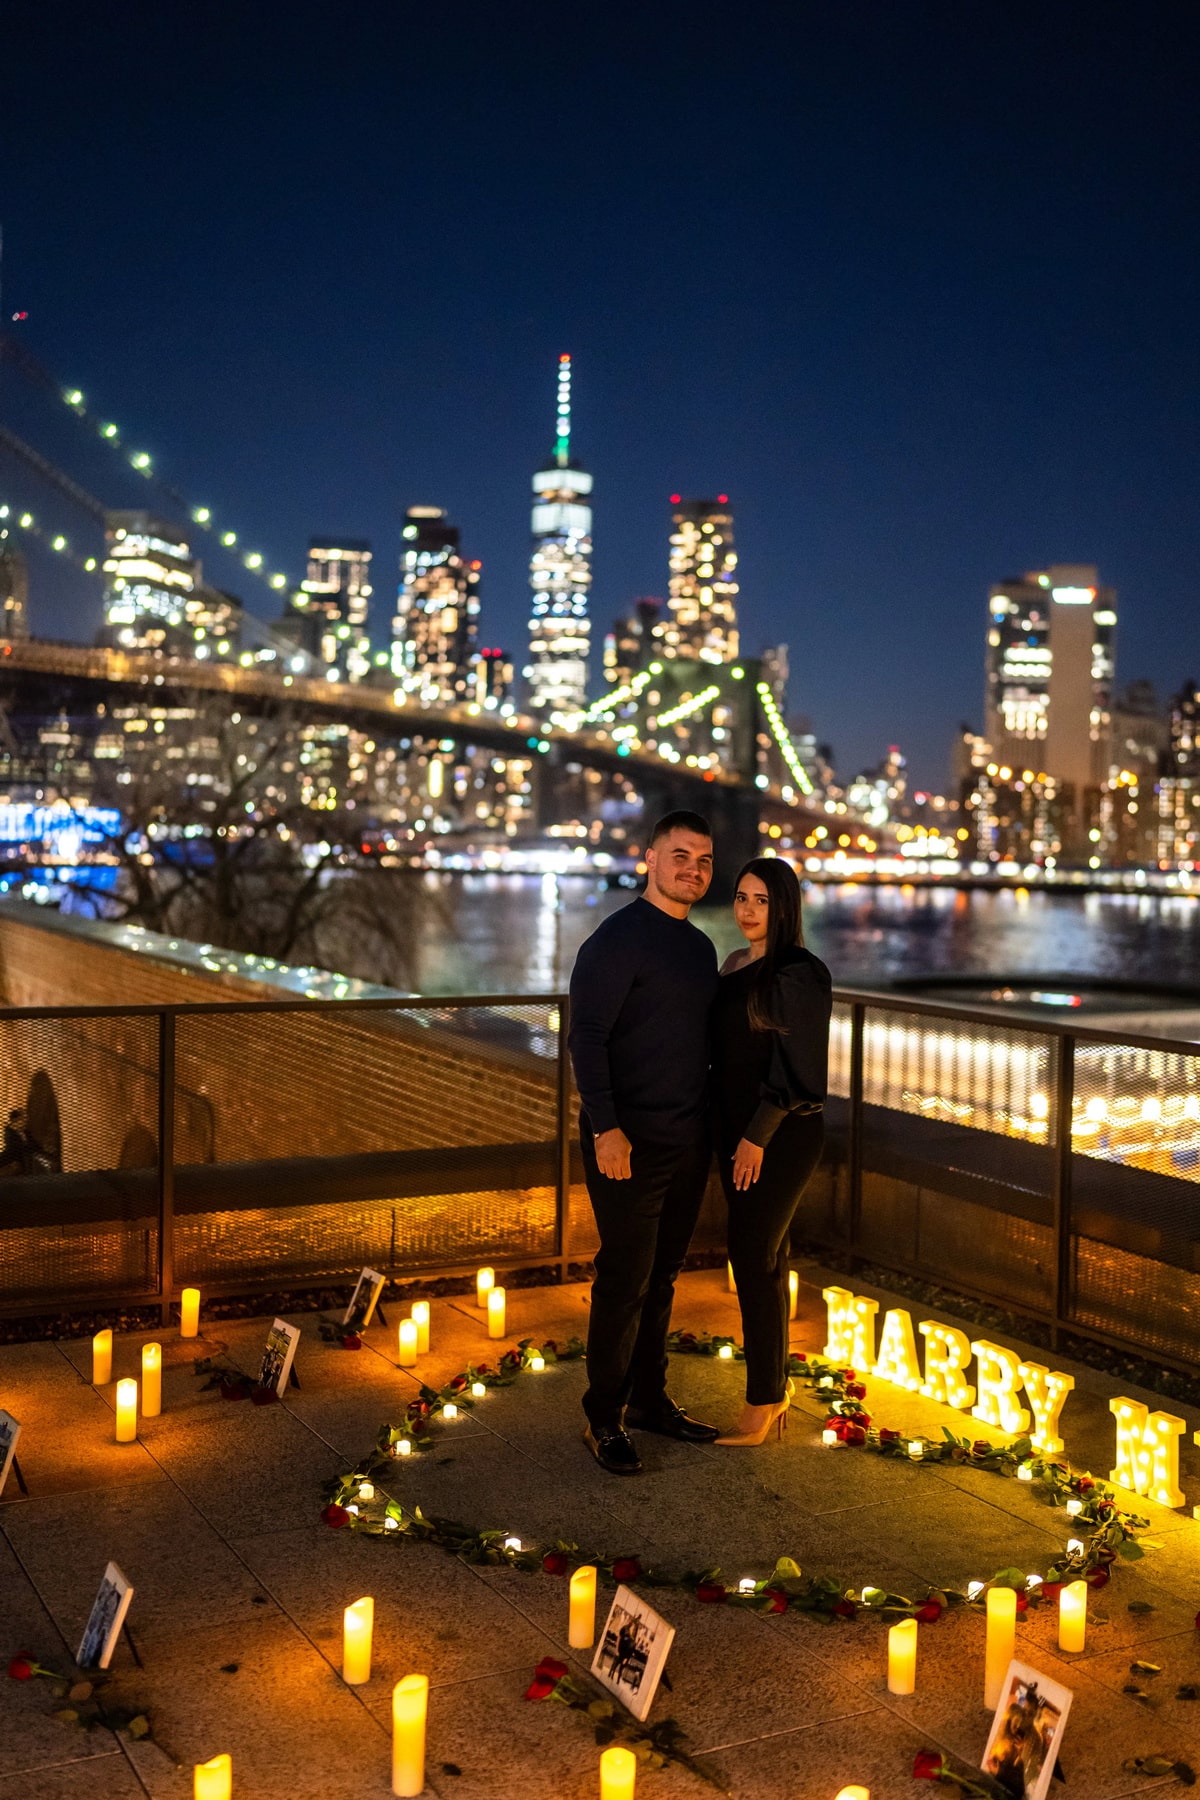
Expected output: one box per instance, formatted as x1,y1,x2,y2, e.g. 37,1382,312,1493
712,946,833,1149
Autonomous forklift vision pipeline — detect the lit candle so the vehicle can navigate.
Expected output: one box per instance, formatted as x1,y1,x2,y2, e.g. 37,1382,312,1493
738,1577,756,1594
394,1438,412,1457
529,1353,546,1372
471,1381,486,1397
141,1342,162,1418
398,1320,418,1367
822,1428,838,1446
1059,1579,1087,1653
569,1564,597,1648
193,1753,232,1800
476,1266,494,1309
600,1744,637,1800
343,1595,374,1685
115,1377,138,1444
718,1344,734,1361
789,1269,799,1320
908,1440,923,1460
1065,1497,1082,1516
391,1673,428,1798
888,1616,917,1695
1017,1464,1033,1481
443,1402,458,1420
487,1286,506,1340
411,1301,430,1354
835,1789,871,1800
180,1287,200,1338
92,1328,112,1386
984,1587,1017,1707
727,1260,736,1293
358,1482,375,1500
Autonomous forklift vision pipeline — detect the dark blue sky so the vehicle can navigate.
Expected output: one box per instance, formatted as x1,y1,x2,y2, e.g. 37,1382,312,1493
3,1,1197,784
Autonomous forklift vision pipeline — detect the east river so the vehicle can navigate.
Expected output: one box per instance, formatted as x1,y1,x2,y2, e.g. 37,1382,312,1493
396,876,1200,1000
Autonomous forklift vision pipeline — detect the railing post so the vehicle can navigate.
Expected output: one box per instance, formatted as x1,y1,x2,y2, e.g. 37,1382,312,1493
1051,1033,1075,1347
847,1001,865,1261
157,1011,176,1327
555,994,572,1284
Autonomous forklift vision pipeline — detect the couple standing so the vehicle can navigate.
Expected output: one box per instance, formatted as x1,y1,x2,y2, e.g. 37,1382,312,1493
567,809,832,1476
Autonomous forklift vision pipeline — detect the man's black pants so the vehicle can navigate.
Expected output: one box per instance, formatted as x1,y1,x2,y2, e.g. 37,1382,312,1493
580,1119,711,1432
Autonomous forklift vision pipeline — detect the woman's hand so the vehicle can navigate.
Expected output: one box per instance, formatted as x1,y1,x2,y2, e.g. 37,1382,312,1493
732,1138,764,1190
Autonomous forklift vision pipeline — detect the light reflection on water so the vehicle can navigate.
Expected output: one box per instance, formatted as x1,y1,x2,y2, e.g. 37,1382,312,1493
402,875,1200,997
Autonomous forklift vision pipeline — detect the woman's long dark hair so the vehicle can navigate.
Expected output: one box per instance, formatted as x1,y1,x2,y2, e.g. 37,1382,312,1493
735,856,804,1031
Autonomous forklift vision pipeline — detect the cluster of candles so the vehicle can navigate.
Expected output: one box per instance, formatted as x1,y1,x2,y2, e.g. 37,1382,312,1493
93,1317,182,1441
876,1573,1088,1709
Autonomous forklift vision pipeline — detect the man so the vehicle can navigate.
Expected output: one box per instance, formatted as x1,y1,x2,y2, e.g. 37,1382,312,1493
568,810,719,1475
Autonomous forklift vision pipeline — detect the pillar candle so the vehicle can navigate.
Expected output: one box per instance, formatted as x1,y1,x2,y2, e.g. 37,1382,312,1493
411,1301,430,1354
391,1673,429,1798
92,1328,112,1386
835,1790,871,1800
984,1587,1017,1707
1059,1579,1087,1653
487,1286,506,1340
398,1320,418,1367
141,1342,162,1418
476,1266,494,1309
343,1596,374,1685
569,1564,597,1648
789,1269,799,1321
180,1287,201,1338
193,1753,232,1800
727,1260,736,1293
600,1745,637,1800
887,1617,917,1695
115,1377,138,1444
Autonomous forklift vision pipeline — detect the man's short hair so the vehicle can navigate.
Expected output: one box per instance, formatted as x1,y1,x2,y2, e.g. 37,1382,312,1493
649,809,712,846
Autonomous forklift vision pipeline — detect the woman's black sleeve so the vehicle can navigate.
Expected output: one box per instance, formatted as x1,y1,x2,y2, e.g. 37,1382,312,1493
743,956,833,1148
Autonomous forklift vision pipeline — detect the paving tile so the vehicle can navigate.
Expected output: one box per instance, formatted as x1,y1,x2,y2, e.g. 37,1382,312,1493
140,1399,346,1538
0,1754,146,1797
711,1707,951,1799
0,1341,162,1502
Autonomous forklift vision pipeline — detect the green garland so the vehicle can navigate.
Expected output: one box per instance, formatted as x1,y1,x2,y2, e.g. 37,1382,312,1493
319,1333,1151,1620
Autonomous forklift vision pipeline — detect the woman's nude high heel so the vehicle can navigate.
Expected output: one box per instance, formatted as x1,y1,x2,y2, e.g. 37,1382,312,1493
716,1396,790,1447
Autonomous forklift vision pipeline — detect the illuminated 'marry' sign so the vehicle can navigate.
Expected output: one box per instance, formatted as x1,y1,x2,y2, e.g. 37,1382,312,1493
823,1286,1193,1512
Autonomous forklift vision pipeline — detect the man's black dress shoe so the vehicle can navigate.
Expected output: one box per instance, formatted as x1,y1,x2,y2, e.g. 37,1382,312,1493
583,1425,643,1475
624,1399,719,1443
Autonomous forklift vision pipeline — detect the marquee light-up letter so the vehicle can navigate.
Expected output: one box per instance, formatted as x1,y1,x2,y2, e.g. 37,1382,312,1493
822,1286,878,1370
970,1340,1030,1434
918,1322,976,1411
872,1308,922,1391
1110,1398,1185,1509
1018,1361,1075,1454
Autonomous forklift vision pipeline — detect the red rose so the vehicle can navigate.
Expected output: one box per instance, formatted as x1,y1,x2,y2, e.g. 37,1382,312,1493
1015,1594,1028,1613
832,1598,857,1618
1041,1582,1062,1602
762,1587,788,1613
840,1423,867,1447
1194,1610,1200,1632
543,1340,559,1354
500,1350,522,1371
542,1551,570,1576
915,1600,942,1623
523,1673,559,1700
219,1378,246,1401
7,1655,34,1681
879,1428,901,1444
251,1384,280,1406
1086,1566,1110,1589
795,1352,807,1362
474,1363,494,1377
913,1751,944,1780
696,1581,727,1604
846,1382,867,1400
534,1656,568,1680
972,1440,993,1457
448,1374,468,1393
612,1558,642,1583
342,1333,362,1350
841,1369,856,1379
1077,1477,1094,1491
678,1332,698,1348
321,1503,351,1529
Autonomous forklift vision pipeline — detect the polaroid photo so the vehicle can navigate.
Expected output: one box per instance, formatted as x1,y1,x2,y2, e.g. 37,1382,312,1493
0,1410,21,1496
591,1584,676,1723
257,1318,300,1397
76,1561,134,1671
342,1267,387,1331
982,1659,1074,1800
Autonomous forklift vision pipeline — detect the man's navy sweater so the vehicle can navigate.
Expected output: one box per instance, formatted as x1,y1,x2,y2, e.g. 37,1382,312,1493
567,896,718,1145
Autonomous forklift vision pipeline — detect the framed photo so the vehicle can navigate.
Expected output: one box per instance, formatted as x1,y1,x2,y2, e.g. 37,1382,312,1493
591,1584,675,1723
77,1561,134,1671
257,1318,300,1397
982,1659,1073,1800
0,1410,21,1495
343,1267,386,1331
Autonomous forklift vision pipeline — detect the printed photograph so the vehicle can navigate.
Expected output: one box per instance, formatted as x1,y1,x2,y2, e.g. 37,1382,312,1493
257,1318,300,1397
591,1584,676,1723
342,1266,386,1331
0,1409,21,1495
76,1562,134,1671
982,1660,1074,1800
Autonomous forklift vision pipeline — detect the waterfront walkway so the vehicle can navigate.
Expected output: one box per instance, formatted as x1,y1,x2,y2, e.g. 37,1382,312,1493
4,1266,1200,1799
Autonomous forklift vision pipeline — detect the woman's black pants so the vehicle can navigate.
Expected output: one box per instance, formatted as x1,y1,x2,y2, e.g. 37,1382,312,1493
721,1110,825,1406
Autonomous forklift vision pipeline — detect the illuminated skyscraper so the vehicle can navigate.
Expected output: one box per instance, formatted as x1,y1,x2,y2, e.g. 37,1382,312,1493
525,355,592,719
659,496,739,663
984,563,1116,790
0,545,29,639
289,538,373,682
393,506,480,705
100,511,199,650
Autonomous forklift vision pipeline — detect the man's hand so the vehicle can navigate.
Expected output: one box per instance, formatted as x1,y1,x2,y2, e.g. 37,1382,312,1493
732,1138,764,1191
595,1127,633,1180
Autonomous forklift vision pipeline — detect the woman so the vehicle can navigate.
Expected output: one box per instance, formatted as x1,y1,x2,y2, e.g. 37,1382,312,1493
713,857,831,1447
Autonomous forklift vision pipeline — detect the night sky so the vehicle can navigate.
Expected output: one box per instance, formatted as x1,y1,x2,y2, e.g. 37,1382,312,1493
3,1,1198,785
